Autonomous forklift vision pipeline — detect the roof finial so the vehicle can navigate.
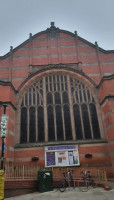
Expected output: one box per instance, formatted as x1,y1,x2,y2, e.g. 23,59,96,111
29,33,32,38
74,31,78,36
51,22,55,27
95,41,99,51
10,46,13,51
95,41,98,47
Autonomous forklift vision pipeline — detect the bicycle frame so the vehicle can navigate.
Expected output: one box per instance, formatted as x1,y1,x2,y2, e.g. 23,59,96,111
59,170,74,192
78,171,97,192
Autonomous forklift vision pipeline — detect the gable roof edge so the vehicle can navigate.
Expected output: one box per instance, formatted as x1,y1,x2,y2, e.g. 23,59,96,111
0,27,114,59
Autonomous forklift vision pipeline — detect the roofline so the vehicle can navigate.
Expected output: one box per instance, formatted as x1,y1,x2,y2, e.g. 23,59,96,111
0,80,17,94
97,74,114,88
0,27,114,59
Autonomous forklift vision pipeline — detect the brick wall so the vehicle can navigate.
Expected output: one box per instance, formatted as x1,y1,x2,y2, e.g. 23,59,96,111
0,31,114,89
5,180,37,198
0,24,114,176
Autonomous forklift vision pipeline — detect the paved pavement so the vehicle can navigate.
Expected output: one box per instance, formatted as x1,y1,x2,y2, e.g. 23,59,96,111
5,187,114,200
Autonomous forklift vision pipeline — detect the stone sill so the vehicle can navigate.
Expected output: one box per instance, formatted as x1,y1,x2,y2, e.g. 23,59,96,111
15,139,107,149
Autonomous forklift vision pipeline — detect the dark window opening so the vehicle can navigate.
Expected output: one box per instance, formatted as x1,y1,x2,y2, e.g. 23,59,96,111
25,93,27,105
64,105,72,140
63,91,69,104
81,104,91,139
38,106,44,142
48,106,55,141
55,92,61,104
73,104,83,139
20,75,101,144
89,104,100,139
29,107,36,142
47,92,53,104
29,93,31,105
56,105,64,141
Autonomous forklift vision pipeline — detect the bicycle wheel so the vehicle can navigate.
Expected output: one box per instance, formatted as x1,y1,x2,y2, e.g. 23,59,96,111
78,180,89,192
91,181,97,188
69,178,75,190
59,180,66,192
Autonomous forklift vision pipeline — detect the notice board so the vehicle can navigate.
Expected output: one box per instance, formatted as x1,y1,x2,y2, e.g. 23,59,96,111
45,145,80,167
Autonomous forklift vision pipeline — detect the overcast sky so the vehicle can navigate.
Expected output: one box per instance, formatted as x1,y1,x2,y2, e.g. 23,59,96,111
0,0,114,56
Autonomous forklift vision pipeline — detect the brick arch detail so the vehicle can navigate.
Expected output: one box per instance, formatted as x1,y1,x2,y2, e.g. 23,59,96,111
15,68,105,144
17,68,98,107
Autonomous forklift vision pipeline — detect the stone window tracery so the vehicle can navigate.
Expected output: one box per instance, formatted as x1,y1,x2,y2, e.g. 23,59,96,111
20,74,101,143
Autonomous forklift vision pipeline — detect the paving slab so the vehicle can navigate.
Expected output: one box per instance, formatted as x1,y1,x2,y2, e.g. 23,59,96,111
5,188,114,200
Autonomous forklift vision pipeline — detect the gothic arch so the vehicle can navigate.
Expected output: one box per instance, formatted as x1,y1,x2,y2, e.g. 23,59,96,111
15,68,104,145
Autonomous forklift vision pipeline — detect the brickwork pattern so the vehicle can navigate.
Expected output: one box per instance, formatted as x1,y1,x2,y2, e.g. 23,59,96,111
0,24,114,176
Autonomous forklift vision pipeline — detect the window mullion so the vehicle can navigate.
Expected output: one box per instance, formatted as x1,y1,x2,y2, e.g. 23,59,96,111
67,75,76,140
52,77,57,141
60,88,66,140
31,87,33,106
24,94,25,106
27,107,29,142
88,104,94,139
61,104,66,140
89,92,92,102
52,81,57,141
36,106,38,142
81,86,84,103
43,77,48,142
79,105,85,139
85,86,88,103
54,105,57,141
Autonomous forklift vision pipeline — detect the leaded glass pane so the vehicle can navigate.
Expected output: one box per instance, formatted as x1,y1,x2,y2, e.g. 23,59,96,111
46,83,48,92
40,89,43,96
73,104,83,139
55,92,61,104
33,93,35,105
76,91,79,103
25,93,27,105
48,106,55,141
89,104,100,139
29,107,36,142
79,90,82,102
38,106,44,142
83,90,87,102
81,104,91,139
63,91,69,104
87,90,90,102
20,74,101,144
29,93,31,105
37,93,39,105
64,105,72,140
54,83,56,91
65,82,68,90
61,82,64,91
56,105,64,141
47,92,53,104
57,82,60,91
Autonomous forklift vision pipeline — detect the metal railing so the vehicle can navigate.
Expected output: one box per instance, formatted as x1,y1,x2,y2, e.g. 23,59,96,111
5,164,44,180
4,164,107,185
97,169,107,185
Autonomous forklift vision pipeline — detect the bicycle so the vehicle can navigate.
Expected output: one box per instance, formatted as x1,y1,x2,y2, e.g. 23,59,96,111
78,170,97,192
59,169,75,192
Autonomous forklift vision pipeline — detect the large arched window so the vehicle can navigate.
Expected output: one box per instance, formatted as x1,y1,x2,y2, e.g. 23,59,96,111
20,74,101,143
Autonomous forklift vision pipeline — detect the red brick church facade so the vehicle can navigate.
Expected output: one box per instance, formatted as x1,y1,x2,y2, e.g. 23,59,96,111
0,23,114,177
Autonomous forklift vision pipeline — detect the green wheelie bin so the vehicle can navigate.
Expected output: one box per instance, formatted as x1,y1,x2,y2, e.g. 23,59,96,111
38,170,53,193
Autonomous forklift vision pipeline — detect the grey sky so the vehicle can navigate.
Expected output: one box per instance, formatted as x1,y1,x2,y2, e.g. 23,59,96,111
0,0,114,56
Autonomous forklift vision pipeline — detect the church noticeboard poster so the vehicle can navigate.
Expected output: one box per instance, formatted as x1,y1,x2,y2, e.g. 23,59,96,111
45,145,80,167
